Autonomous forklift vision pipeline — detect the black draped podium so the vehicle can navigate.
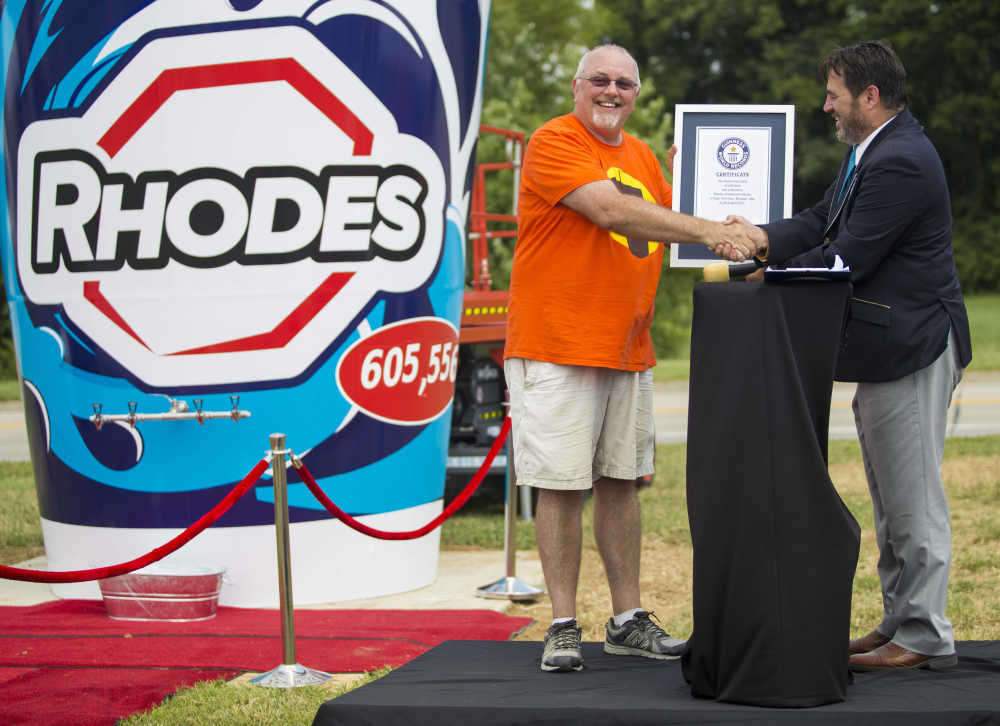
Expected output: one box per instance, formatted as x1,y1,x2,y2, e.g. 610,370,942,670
681,280,860,707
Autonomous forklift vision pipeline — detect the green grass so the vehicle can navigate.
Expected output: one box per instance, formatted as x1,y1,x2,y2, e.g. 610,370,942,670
0,379,20,401
0,461,44,564
966,293,1000,370
501,433,1000,646
440,505,537,550
2,433,999,720
653,356,689,382
120,669,389,726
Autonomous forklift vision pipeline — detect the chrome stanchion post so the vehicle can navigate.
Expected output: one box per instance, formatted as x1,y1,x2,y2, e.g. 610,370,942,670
252,433,331,688
476,425,543,601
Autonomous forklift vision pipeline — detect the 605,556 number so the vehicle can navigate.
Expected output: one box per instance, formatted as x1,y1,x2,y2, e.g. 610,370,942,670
360,341,458,393
337,317,460,425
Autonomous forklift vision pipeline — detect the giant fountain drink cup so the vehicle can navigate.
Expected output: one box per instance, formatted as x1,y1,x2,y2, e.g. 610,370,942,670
1,1,490,605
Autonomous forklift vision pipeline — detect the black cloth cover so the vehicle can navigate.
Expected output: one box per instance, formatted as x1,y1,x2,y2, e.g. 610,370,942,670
681,280,860,707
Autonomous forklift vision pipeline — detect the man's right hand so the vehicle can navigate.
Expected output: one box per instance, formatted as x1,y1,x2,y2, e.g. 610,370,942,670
707,219,757,261
712,216,768,262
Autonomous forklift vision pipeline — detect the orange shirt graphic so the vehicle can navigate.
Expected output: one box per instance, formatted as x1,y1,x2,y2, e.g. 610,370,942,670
504,113,672,370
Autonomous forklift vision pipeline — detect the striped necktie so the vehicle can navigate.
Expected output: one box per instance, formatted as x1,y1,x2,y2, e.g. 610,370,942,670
837,146,856,202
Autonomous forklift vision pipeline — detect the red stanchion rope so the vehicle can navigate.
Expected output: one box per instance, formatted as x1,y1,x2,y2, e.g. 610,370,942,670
294,417,511,540
0,458,271,584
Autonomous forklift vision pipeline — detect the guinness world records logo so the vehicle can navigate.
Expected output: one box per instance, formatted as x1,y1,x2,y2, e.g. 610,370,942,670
717,137,750,169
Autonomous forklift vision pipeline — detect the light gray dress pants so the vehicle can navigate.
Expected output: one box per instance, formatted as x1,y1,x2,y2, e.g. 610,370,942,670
852,330,963,656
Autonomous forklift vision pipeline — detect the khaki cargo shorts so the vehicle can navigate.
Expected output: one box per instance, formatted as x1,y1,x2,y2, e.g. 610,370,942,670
504,358,655,490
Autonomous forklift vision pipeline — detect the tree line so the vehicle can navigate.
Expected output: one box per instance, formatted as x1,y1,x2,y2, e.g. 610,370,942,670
479,0,999,355
0,1,996,373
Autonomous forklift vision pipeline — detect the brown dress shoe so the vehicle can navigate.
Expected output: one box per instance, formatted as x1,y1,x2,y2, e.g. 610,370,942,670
849,642,957,671
848,629,892,655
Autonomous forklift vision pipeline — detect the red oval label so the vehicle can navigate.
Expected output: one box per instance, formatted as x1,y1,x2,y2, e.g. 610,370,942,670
336,317,459,425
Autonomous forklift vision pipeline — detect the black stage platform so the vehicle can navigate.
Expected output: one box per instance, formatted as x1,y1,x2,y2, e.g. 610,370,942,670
313,640,1000,726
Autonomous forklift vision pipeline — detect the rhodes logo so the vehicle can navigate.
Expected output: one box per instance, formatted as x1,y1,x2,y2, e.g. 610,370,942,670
15,25,446,389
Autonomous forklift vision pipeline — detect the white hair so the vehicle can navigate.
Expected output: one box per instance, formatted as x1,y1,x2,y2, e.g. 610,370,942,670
575,44,641,87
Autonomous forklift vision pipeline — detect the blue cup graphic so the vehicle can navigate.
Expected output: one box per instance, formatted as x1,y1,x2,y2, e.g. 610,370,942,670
2,1,490,604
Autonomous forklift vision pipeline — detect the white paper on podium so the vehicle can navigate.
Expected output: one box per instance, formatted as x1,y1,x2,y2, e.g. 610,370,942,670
764,255,851,282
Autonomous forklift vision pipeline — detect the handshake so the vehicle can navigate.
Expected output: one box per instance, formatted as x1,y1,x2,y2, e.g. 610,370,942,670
707,215,767,263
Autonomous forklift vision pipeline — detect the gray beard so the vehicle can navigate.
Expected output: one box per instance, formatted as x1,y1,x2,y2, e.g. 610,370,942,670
591,107,622,130
836,116,867,145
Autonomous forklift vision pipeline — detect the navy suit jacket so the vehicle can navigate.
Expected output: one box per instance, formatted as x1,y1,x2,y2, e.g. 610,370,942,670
761,109,972,383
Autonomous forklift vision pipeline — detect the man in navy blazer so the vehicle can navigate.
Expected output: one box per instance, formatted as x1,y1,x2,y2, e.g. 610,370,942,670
729,41,972,671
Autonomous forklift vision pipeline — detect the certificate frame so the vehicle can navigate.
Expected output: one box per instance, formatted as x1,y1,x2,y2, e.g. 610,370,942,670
670,104,795,268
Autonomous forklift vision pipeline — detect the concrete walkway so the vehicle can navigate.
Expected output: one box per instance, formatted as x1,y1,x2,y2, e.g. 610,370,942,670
1,550,546,611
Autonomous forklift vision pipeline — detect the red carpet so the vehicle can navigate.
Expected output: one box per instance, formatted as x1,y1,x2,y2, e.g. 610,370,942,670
0,600,533,726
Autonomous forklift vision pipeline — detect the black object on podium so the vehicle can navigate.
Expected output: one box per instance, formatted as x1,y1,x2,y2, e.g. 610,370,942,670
681,280,860,707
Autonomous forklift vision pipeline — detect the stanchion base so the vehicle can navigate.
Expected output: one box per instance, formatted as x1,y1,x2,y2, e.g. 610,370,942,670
250,663,332,688
476,576,544,601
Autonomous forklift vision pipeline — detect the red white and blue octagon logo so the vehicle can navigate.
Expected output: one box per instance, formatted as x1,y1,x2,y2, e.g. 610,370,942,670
16,26,445,388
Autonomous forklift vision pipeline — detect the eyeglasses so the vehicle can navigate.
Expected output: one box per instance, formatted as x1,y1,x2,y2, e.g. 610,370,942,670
579,75,638,92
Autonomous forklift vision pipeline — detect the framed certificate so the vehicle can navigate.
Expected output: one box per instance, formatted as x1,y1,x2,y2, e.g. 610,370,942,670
670,104,795,267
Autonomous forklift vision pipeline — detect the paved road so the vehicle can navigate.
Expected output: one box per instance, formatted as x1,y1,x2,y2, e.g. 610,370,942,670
1,372,998,460
652,370,1000,444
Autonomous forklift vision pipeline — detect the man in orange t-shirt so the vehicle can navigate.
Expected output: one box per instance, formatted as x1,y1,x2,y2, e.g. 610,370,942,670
503,44,755,673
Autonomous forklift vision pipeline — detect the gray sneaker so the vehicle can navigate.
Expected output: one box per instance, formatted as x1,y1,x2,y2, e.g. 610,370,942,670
541,619,583,672
604,611,686,659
